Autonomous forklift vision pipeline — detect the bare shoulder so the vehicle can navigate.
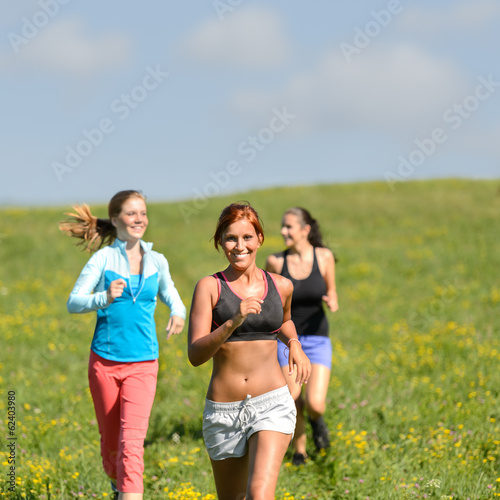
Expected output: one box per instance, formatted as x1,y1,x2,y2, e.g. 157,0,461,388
194,275,219,300
197,274,219,288
268,272,293,296
266,251,285,273
316,247,335,264
316,247,335,278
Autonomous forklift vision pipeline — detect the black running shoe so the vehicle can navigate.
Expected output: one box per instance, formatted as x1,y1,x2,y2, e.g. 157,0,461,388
292,452,307,466
309,416,330,450
110,480,119,499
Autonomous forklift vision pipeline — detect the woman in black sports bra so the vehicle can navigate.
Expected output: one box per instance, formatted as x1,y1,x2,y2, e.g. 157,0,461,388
266,207,338,466
188,202,311,500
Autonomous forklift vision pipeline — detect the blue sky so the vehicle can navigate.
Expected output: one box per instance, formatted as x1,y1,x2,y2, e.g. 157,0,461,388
1,0,499,207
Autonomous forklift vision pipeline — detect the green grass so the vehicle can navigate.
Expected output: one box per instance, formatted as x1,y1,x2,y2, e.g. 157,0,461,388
1,179,499,499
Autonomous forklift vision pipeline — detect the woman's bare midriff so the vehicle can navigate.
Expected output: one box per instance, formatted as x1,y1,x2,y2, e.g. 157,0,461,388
207,340,288,402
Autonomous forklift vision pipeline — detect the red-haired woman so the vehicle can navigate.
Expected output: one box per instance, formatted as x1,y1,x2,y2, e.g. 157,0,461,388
188,202,311,500
59,190,186,500
266,207,338,466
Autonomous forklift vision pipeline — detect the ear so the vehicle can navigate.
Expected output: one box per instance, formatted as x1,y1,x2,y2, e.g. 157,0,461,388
258,233,263,247
111,217,117,228
304,224,311,236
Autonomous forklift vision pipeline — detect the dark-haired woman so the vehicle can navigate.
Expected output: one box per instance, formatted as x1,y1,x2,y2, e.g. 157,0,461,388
188,202,311,500
59,190,186,500
266,207,338,465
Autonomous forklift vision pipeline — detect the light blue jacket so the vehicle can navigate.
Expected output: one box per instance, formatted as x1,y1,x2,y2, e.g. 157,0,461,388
67,238,186,362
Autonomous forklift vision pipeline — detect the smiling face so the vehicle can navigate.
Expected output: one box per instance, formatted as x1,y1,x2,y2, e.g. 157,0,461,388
111,196,148,243
280,213,310,248
222,218,263,270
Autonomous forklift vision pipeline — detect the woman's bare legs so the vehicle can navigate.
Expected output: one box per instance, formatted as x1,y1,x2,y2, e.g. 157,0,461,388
246,430,292,500
281,363,331,456
210,454,249,500
305,364,330,419
210,430,291,500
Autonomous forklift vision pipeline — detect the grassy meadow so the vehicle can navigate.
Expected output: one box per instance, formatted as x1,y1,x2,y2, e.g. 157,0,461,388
1,179,499,499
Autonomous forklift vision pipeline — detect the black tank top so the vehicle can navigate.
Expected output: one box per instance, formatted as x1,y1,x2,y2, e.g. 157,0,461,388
211,269,283,342
281,248,329,337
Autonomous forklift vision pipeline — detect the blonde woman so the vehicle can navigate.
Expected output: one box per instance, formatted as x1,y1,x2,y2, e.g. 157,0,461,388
60,190,186,499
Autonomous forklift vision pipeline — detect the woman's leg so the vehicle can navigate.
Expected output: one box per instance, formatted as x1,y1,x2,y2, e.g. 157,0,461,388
210,455,249,500
117,359,158,495
88,352,122,484
304,364,331,450
246,430,292,500
291,396,307,457
304,364,330,419
280,366,306,457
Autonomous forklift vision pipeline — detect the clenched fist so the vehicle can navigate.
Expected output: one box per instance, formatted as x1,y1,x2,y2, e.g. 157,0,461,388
106,278,127,304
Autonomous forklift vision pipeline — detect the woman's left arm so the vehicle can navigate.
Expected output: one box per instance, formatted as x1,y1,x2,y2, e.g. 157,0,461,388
318,247,339,313
274,274,311,386
156,253,186,337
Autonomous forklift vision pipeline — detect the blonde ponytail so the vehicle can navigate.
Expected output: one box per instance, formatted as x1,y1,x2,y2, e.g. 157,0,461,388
58,204,116,252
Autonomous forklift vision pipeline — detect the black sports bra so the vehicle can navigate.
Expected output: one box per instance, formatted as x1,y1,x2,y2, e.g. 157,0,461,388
211,270,283,342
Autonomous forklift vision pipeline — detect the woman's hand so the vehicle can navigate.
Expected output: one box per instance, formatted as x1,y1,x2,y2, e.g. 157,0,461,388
231,297,263,328
288,340,312,386
106,279,127,304
166,315,185,339
322,292,339,313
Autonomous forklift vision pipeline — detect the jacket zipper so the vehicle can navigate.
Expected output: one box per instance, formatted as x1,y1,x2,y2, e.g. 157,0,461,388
123,243,147,303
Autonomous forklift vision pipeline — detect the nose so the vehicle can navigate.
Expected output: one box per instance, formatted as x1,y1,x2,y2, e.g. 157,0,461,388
280,226,287,236
235,237,245,251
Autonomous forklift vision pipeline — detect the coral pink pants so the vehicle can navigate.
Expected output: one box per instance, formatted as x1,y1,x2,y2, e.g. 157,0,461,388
88,350,158,493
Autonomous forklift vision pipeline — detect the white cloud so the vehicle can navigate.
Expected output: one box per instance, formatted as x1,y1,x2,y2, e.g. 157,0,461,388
230,44,468,136
399,0,500,33
452,0,500,28
464,126,500,157
178,7,290,69
4,17,132,77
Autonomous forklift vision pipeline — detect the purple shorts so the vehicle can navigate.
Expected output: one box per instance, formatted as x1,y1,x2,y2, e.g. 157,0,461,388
278,335,332,369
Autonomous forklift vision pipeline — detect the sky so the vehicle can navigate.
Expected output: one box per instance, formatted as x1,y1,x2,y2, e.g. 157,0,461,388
1,0,499,207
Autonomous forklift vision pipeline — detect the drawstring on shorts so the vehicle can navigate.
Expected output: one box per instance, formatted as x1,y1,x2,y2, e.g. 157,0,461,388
237,394,256,428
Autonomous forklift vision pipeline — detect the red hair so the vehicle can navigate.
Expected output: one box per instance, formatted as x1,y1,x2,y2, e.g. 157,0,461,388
213,202,265,250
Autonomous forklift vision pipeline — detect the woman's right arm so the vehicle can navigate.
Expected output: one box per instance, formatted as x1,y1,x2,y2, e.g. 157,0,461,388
187,276,263,366
265,252,283,274
67,252,109,313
